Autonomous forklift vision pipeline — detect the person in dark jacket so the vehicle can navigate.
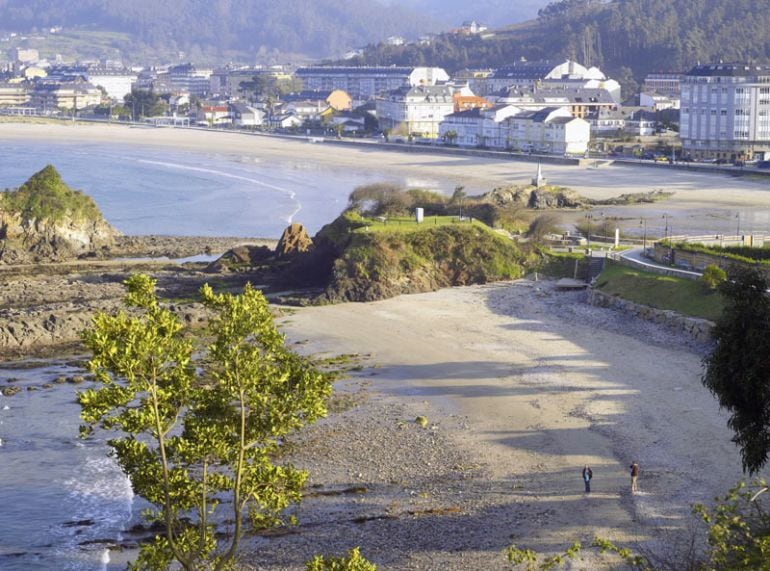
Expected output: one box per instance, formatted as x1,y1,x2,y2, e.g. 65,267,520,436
582,465,593,493
630,462,640,493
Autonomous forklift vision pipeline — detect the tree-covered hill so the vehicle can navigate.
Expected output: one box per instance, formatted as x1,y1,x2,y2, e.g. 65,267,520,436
388,0,550,28
349,0,770,80
0,0,436,61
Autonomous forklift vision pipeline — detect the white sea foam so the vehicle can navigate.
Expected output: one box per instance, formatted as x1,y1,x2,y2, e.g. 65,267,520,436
135,158,303,223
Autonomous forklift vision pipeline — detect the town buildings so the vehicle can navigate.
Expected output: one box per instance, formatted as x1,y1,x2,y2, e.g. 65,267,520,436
296,66,449,102
376,84,455,139
439,104,590,154
680,63,770,160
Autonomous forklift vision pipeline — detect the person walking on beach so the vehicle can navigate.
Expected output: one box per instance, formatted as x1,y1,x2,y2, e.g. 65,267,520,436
630,462,640,493
582,465,593,493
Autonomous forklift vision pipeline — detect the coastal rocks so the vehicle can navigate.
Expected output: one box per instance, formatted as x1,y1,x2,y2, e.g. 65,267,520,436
0,165,120,264
206,244,273,272
483,185,585,209
275,223,313,258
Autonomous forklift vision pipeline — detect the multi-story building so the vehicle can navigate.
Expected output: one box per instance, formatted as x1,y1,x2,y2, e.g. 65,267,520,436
12,48,39,64
164,63,212,97
85,69,137,101
30,80,102,111
0,81,31,106
506,107,591,155
296,66,449,102
439,105,521,147
439,105,590,154
497,86,616,119
376,84,454,139
680,63,770,160
642,73,681,98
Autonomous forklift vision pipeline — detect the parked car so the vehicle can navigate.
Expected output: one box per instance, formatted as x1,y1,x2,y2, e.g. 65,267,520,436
757,160,770,169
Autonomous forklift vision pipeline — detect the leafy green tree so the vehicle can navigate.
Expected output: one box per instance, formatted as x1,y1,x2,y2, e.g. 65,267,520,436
80,274,331,570
703,266,770,474
124,88,168,120
306,547,377,570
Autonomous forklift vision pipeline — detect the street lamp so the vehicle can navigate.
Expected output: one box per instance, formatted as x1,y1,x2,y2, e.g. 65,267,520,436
585,212,594,250
640,218,647,253
736,212,741,237
662,213,670,242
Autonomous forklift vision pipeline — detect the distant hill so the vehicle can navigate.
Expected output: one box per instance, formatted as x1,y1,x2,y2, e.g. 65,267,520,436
0,0,437,62
350,0,770,81
388,0,550,27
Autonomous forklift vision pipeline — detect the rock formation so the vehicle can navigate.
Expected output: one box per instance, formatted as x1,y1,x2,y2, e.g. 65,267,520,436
275,223,313,258
0,165,119,263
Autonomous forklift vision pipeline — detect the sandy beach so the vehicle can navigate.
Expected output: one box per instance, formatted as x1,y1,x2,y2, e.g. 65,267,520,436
232,280,769,570
2,121,770,237
3,121,770,568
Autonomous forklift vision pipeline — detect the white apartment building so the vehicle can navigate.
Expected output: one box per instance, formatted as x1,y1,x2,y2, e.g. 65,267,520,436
439,105,521,147
680,63,770,160
376,85,454,138
85,70,137,101
296,66,449,102
507,107,590,155
439,105,590,154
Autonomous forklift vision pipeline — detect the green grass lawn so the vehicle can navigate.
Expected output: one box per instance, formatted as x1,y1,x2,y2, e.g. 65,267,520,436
595,262,725,321
356,216,489,234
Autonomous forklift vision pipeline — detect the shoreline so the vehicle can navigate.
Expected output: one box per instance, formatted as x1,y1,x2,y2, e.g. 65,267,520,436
3,121,770,237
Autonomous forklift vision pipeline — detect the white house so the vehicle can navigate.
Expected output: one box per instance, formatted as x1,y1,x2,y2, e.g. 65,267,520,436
229,102,264,127
269,113,303,129
376,84,455,139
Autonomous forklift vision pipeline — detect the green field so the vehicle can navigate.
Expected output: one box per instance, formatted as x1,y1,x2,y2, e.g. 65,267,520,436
356,215,490,234
595,262,724,321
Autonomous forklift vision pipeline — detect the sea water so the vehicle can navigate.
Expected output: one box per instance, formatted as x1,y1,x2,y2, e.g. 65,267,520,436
0,362,136,570
0,139,449,569
0,140,448,238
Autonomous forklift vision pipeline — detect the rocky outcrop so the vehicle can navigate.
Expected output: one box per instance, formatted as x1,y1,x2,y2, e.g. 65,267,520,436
206,244,273,272
483,185,585,209
0,165,119,264
275,223,313,258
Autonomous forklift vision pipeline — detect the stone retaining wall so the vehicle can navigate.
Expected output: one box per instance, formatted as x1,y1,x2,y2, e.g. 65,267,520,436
587,288,714,343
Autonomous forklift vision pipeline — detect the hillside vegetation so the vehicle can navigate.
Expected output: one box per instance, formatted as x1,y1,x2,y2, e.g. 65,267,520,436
350,0,770,82
0,0,435,62
0,165,118,263
303,212,535,302
1,165,101,224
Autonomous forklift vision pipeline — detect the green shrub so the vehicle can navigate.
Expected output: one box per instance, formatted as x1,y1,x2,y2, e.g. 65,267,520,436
702,264,727,290
307,547,377,571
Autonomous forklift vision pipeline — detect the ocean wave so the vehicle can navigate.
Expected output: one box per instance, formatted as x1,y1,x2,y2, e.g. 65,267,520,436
135,158,302,223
